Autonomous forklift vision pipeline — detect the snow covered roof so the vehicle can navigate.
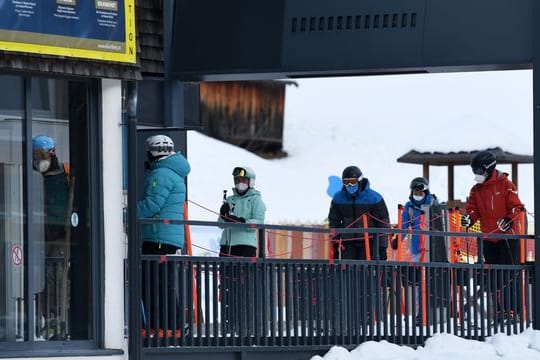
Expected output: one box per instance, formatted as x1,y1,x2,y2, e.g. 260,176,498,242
397,147,533,166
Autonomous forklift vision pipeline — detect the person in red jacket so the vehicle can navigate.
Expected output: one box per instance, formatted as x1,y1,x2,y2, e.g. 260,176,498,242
461,150,524,264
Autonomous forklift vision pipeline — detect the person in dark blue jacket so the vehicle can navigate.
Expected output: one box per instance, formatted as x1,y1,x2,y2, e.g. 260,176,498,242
328,165,390,260
137,134,191,254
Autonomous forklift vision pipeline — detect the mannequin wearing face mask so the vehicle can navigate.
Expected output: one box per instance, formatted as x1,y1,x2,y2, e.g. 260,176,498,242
33,152,65,176
32,135,72,339
399,177,447,263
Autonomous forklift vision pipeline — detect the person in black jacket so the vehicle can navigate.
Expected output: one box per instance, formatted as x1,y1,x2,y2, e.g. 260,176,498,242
328,166,390,260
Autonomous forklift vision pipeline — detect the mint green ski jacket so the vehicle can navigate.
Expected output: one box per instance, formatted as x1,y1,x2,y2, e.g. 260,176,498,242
219,187,266,249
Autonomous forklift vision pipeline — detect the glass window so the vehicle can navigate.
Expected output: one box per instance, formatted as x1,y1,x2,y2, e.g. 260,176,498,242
0,77,95,344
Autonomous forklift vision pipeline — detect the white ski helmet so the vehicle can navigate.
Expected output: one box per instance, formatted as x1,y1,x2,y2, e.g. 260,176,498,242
232,166,256,187
145,134,175,158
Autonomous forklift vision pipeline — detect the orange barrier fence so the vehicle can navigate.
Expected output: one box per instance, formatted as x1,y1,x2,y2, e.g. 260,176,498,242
260,208,533,263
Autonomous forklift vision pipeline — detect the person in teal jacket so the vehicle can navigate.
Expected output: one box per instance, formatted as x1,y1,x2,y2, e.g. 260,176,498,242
138,135,190,334
219,166,266,257
137,134,191,254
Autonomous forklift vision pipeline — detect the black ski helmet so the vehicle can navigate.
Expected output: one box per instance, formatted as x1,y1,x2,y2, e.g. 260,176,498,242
342,165,362,179
410,177,429,192
470,150,496,175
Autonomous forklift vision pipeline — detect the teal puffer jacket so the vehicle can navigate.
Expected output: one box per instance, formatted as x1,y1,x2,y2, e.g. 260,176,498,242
137,152,191,249
219,188,266,249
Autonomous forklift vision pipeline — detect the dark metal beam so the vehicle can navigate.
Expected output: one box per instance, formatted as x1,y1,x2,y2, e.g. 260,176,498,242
127,81,141,360
172,0,532,80
533,0,540,330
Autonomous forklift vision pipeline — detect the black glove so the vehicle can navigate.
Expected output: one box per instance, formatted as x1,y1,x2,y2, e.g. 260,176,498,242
460,214,472,228
496,217,513,232
224,214,246,223
220,203,230,216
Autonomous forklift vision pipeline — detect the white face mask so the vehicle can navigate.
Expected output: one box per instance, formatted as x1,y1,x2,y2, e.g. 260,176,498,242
36,159,51,173
235,182,249,192
413,195,424,202
474,174,486,183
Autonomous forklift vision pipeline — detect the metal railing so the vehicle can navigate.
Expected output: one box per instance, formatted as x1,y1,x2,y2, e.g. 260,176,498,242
135,220,535,357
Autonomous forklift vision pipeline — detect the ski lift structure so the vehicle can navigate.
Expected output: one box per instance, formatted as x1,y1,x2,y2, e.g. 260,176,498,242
397,147,533,206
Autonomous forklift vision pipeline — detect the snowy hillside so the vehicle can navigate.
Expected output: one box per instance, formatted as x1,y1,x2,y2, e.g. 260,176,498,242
187,70,533,228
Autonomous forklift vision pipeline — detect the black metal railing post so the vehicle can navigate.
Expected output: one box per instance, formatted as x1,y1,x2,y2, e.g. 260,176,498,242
258,228,265,258
533,0,540,330
478,235,484,267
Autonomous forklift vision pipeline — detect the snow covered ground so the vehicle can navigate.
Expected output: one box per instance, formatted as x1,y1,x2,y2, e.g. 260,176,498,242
313,328,540,360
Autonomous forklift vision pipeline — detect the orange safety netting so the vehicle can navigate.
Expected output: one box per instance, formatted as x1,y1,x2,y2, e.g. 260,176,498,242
448,210,479,263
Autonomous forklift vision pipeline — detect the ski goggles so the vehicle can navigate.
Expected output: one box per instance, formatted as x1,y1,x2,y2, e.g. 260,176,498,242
342,178,359,186
412,183,428,192
232,167,247,177
472,166,486,175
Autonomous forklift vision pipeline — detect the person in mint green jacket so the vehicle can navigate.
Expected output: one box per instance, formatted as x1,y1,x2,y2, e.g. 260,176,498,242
137,134,191,254
219,166,266,334
219,166,266,257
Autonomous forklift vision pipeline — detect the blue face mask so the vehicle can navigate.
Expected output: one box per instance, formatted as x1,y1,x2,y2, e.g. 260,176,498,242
345,184,359,194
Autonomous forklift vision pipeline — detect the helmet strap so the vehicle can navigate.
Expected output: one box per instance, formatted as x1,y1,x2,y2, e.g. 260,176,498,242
146,151,159,164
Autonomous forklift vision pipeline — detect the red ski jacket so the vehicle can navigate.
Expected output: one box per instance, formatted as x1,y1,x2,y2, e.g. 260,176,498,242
465,171,523,243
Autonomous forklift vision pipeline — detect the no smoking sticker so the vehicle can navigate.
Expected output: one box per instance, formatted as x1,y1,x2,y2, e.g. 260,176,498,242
11,245,23,267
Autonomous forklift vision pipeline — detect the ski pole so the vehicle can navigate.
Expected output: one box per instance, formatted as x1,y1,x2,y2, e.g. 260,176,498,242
141,300,147,328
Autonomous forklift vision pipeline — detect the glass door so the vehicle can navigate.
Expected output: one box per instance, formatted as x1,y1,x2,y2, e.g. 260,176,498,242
0,76,95,345
31,79,93,341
